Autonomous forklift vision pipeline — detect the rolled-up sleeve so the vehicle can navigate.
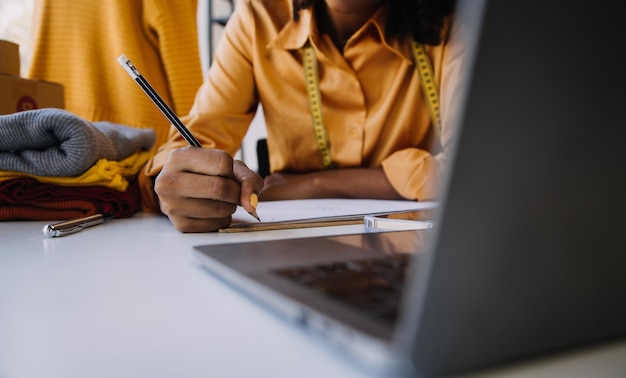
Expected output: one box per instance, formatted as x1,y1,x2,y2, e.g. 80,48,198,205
140,0,259,212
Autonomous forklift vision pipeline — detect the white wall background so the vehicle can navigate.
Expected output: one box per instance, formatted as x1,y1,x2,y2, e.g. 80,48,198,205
0,0,35,75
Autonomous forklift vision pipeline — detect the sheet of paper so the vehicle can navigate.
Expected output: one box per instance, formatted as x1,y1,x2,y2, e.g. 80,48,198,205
222,199,437,232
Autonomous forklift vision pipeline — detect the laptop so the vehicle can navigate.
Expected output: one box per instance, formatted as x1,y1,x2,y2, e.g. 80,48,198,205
194,0,626,376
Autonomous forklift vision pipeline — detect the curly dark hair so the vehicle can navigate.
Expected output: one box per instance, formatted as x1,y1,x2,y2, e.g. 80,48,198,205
292,0,456,45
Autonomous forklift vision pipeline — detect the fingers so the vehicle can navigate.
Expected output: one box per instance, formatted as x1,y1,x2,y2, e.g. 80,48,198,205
163,146,235,179
155,148,241,232
162,204,236,232
233,160,264,217
157,170,241,205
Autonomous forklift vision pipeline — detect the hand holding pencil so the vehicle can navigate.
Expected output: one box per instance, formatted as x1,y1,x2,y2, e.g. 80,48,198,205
118,55,263,232
155,147,262,232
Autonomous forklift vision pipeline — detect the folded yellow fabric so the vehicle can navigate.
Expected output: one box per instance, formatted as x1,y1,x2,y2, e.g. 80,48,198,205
0,150,151,191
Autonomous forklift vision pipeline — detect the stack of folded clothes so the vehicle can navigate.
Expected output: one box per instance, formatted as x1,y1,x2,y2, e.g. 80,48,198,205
0,108,156,221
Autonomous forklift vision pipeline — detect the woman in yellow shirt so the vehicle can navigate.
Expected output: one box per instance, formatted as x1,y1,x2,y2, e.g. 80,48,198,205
145,0,468,232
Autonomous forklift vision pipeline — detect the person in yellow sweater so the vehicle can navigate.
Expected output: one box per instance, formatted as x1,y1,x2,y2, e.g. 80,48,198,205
27,0,204,153
144,0,470,233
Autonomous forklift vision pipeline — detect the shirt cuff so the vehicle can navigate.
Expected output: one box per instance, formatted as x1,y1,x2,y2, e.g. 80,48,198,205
381,148,438,201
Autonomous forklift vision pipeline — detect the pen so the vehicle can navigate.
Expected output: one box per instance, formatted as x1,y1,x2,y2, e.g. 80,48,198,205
43,213,113,238
117,54,260,221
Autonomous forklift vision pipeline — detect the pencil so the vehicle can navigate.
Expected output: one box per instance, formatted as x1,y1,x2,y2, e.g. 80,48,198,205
117,54,260,221
117,55,201,147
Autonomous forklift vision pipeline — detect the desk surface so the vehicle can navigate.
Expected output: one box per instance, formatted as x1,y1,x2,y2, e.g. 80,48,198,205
1,214,625,378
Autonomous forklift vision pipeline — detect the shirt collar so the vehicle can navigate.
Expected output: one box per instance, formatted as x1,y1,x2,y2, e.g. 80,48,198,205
269,3,413,63
269,6,313,50
366,4,413,63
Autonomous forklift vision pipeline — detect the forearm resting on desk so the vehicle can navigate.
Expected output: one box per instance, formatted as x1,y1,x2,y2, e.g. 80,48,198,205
259,168,405,201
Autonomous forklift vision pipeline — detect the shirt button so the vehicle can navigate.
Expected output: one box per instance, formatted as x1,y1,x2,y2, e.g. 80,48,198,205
350,128,360,138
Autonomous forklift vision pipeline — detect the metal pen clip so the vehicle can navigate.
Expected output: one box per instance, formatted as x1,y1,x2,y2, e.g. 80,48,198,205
43,214,112,238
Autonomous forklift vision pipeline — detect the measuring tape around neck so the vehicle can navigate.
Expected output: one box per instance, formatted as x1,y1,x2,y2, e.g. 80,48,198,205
303,42,334,169
411,40,442,137
302,40,441,169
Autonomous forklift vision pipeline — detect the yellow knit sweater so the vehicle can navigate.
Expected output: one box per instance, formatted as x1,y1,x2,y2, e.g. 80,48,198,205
27,0,204,153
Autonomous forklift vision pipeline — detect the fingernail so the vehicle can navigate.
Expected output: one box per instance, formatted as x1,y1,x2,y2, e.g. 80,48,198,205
250,193,258,209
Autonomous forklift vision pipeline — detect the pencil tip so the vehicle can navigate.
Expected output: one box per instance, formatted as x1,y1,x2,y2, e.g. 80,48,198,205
249,211,261,222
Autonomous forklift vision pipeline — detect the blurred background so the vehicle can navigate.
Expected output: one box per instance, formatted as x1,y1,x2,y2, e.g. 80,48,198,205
0,0,267,172
0,0,35,76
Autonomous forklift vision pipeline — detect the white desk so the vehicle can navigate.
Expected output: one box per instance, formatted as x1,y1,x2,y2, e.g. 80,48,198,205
1,214,625,378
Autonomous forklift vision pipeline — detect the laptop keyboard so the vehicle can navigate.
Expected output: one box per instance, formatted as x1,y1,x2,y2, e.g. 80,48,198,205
273,254,410,324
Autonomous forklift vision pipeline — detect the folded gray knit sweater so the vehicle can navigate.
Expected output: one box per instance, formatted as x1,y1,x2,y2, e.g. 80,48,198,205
0,108,156,176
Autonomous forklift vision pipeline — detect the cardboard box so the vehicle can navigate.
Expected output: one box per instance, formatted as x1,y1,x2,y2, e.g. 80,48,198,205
0,74,65,115
0,40,20,76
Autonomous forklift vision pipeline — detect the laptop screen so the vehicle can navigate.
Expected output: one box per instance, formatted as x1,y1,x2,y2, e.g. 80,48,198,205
403,0,626,375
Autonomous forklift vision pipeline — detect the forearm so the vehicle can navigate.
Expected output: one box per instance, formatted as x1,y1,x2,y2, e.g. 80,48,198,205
260,167,405,201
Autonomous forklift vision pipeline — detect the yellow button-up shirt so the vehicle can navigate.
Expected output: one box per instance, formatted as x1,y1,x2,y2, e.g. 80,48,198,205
141,0,468,211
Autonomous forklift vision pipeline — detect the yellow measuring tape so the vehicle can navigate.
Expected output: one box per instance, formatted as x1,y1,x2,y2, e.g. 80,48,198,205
302,41,441,169
411,40,442,137
303,43,333,169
